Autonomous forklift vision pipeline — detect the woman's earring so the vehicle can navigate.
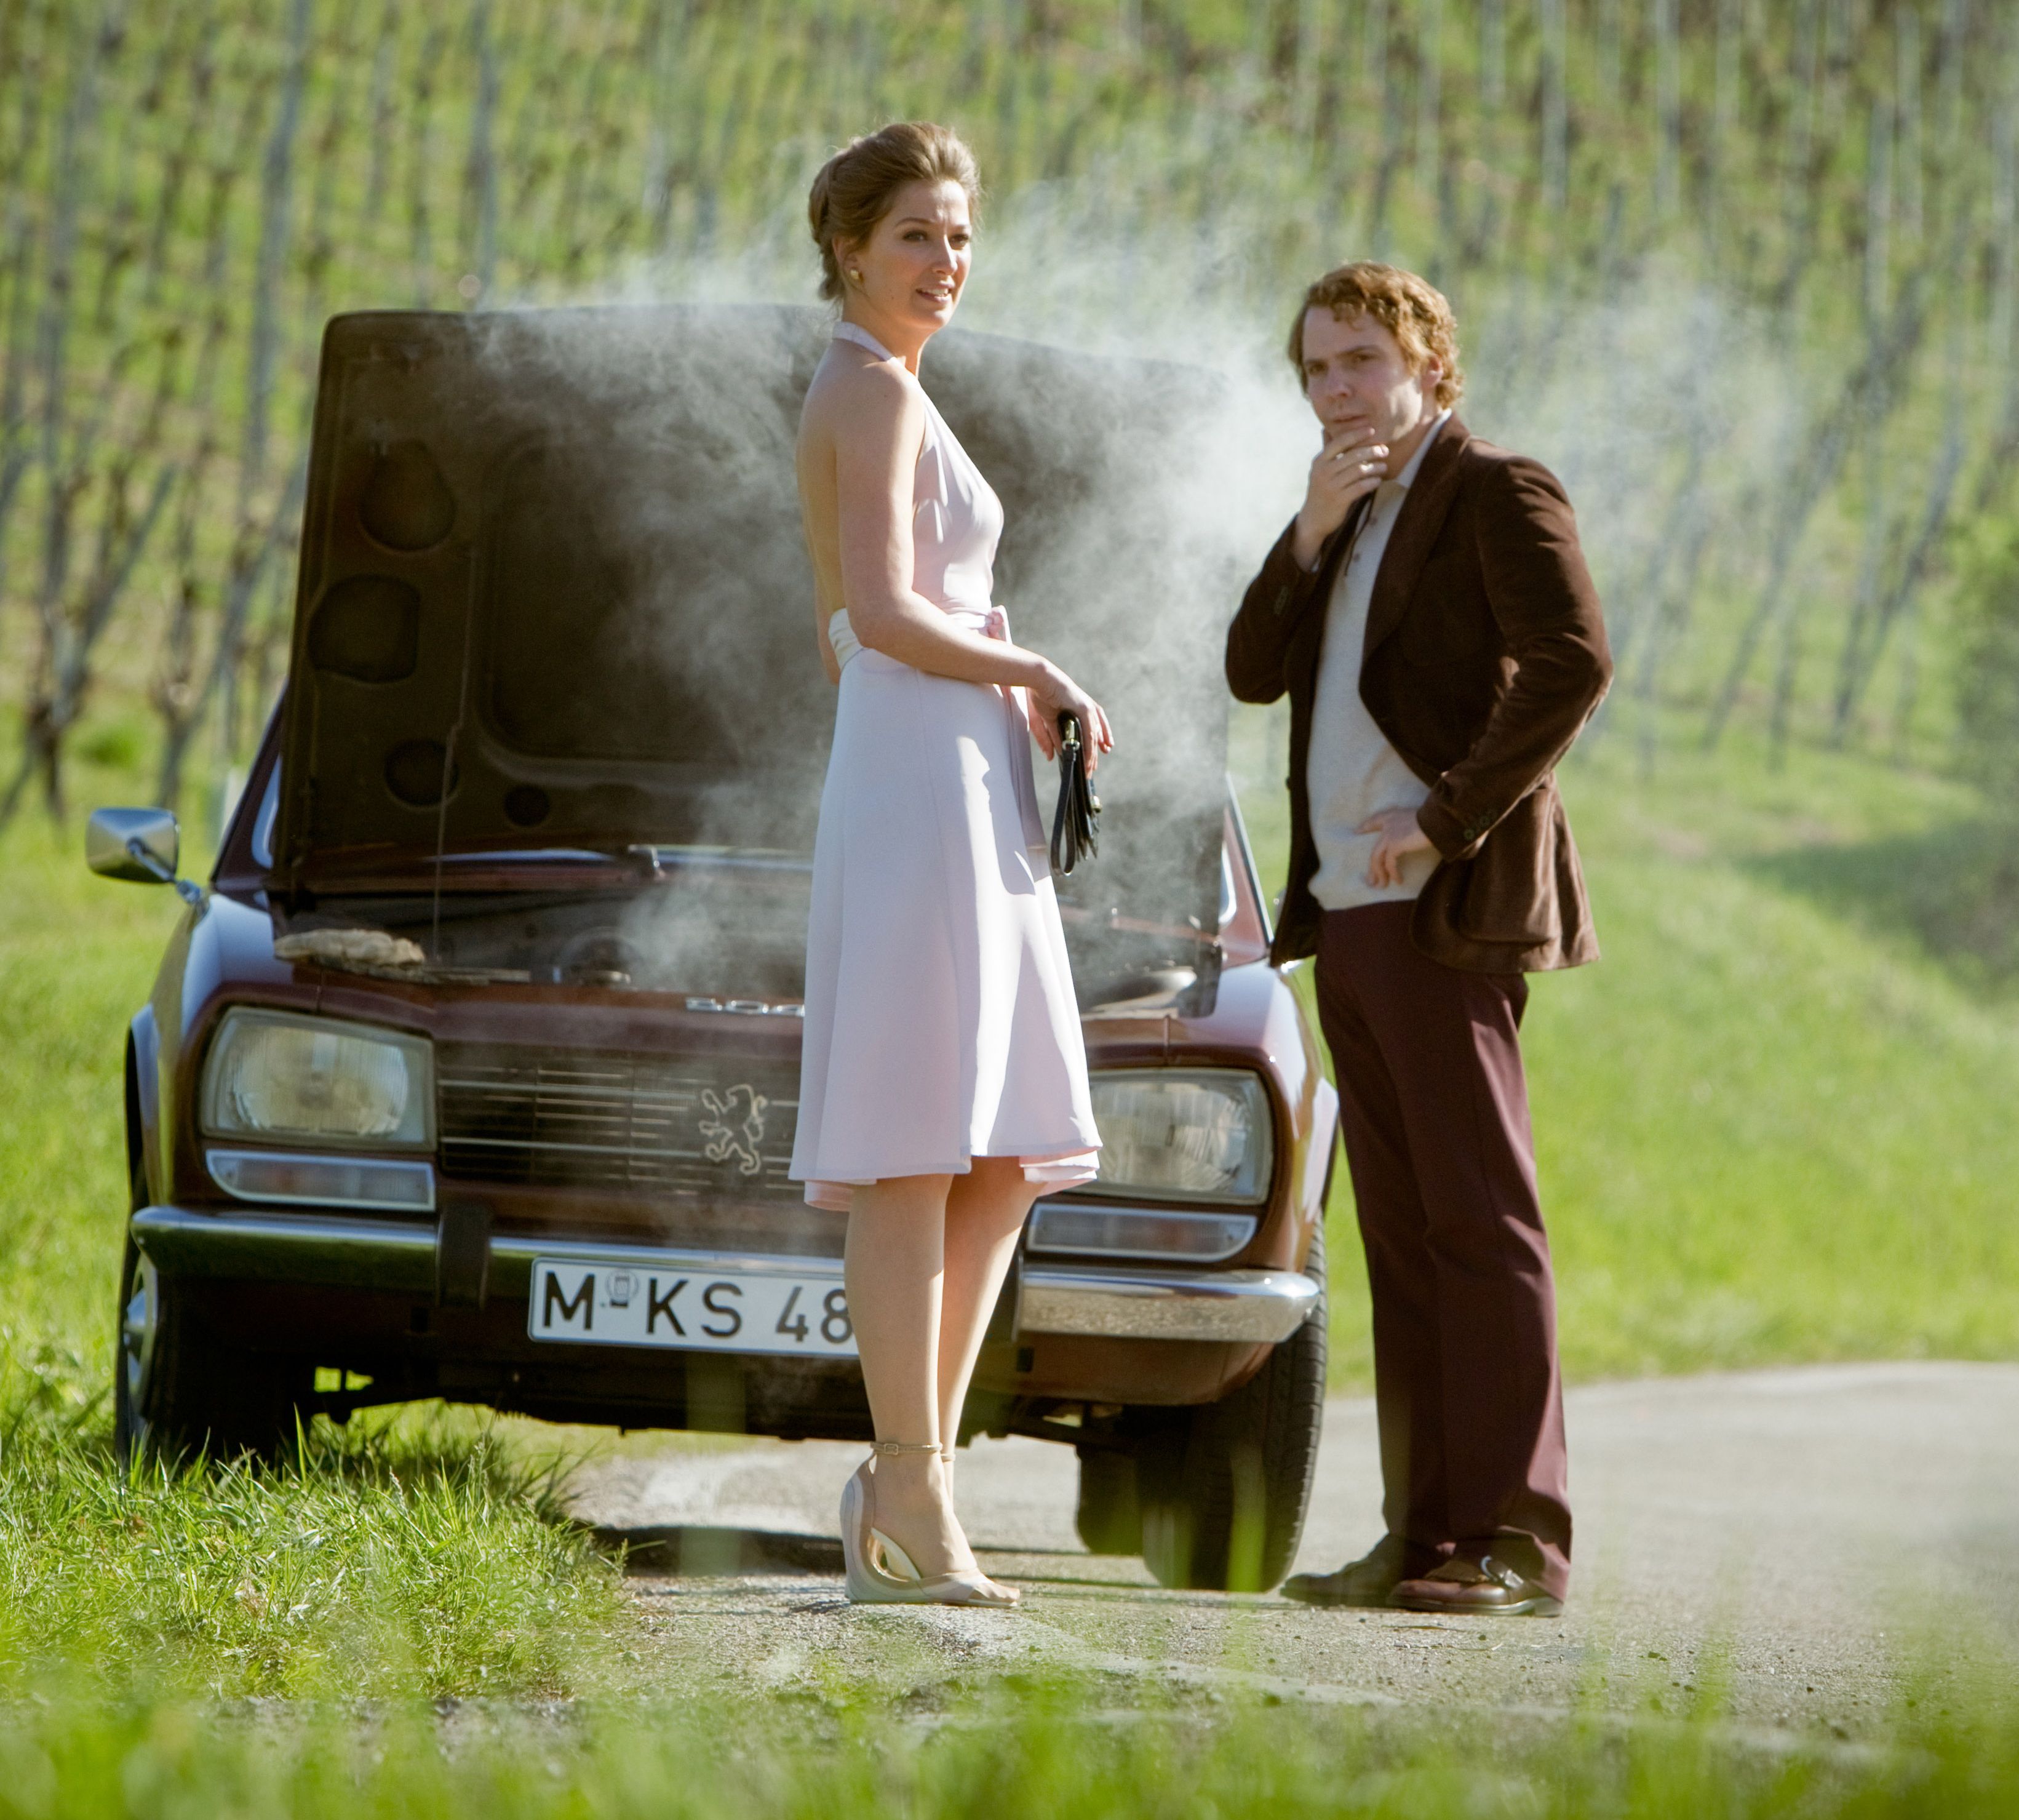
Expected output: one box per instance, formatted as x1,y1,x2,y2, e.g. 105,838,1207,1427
848,267,862,284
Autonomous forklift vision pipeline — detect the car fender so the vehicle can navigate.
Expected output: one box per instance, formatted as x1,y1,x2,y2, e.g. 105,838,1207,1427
127,1007,160,1207
1302,1075,1338,1227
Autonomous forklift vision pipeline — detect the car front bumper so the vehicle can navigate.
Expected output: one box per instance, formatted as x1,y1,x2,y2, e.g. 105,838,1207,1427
129,1205,1318,1346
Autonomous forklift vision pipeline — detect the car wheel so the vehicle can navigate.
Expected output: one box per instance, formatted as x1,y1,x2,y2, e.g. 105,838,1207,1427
112,1237,160,1465
1074,1446,1144,1555
114,1234,312,1467
1136,1224,1328,1592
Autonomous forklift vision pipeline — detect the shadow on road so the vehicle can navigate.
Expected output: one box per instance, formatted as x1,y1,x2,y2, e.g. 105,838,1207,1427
592,1522,842,1576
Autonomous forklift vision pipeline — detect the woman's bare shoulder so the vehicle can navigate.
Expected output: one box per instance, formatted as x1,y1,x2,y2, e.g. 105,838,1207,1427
802,345,921,447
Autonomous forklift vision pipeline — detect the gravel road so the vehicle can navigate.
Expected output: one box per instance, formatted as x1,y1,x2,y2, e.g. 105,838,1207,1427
568,1362,2019,1734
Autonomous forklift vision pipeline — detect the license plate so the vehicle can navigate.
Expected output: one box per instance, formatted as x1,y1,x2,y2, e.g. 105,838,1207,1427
527,1255,857,1357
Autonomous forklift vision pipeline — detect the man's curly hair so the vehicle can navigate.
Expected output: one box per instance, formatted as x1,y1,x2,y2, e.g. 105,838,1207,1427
1288,261,1465,409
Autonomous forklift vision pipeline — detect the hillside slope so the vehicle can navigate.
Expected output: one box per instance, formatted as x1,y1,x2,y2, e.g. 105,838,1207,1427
1232,709,2019,1387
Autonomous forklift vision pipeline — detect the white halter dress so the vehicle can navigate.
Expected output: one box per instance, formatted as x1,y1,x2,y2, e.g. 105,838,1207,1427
790,322,1101,1211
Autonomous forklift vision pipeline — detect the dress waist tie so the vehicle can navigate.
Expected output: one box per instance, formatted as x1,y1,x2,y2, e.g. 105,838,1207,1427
827,604,1049,864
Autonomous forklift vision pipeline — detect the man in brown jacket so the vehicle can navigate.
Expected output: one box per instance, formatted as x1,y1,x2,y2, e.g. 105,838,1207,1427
1228,263,1610,1616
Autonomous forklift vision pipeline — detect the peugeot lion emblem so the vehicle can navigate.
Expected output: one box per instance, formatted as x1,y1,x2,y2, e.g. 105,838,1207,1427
699,1084,768,1176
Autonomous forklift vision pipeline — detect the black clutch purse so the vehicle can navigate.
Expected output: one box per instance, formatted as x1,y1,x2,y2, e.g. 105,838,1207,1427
1049,712,1100,876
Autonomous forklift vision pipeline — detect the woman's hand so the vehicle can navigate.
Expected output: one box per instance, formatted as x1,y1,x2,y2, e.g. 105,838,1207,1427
1025,664,1113,774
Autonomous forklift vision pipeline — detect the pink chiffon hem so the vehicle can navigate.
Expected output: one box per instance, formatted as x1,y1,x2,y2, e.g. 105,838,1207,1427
802,1147,1101,1215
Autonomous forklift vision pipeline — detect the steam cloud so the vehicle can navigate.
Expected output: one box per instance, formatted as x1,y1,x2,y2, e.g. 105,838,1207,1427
453,164,1803,999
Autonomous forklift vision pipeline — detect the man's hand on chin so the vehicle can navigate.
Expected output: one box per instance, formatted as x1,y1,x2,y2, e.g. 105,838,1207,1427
1360,807,1435,888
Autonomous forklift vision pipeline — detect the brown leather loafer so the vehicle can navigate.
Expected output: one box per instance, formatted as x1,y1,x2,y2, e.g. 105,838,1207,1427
1389,1554,1563,1616
1281,1535,1415,1608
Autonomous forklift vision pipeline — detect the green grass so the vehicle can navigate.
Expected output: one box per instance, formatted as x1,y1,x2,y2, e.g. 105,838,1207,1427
6,720,2019,1798
1229,704,2019,1389
0,1678,2015,1819
0,801,189,1371
0,783,631,1708
1529,735,2019,1381
0,1402,622,1703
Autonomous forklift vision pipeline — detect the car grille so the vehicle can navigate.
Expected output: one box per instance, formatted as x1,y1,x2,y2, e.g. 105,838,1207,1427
436,1044,802,1199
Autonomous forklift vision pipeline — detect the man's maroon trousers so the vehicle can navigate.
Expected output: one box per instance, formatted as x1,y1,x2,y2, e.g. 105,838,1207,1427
1316,901,1572,1598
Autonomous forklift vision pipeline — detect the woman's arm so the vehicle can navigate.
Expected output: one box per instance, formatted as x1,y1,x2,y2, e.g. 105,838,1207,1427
834,361,1111,762
834,364,1041,686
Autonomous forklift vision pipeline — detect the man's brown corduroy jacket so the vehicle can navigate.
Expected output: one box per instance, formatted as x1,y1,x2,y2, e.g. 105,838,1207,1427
1225,417,1613,974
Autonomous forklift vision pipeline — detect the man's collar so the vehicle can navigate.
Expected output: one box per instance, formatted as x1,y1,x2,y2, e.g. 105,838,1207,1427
1392,408,1453,492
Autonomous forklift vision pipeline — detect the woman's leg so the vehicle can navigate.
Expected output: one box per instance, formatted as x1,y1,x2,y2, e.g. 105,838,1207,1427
937,1159,1042,1455
844,1173,973,1577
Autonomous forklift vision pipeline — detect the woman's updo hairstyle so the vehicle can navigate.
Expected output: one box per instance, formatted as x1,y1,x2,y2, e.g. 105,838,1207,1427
807,122,981,302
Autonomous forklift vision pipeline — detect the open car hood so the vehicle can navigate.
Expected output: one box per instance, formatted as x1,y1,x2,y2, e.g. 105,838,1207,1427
275,305,1239,984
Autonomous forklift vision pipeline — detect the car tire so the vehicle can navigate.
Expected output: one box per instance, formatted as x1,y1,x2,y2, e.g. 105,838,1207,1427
114,1235,312,1467
1136,1224,1328,1592
1074,1445,1144,1555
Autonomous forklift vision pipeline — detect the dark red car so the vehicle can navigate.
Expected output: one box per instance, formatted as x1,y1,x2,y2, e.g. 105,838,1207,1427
90,306,1338,1591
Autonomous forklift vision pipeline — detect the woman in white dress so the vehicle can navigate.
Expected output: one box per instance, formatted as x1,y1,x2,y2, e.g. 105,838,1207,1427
791,122,1111,1606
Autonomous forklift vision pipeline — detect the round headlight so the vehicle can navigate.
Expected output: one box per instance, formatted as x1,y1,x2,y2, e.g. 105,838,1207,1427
201,1008,434,1148
1086,1069,1273,1203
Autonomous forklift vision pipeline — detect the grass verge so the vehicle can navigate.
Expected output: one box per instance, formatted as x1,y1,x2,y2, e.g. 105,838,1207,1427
0,1381,624,1702
0,1680,2015,1818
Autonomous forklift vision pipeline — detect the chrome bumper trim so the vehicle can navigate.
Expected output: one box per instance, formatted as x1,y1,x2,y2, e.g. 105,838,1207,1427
1019,1264,1318,1343
129,1208,1316,1344
131,1205,438,1291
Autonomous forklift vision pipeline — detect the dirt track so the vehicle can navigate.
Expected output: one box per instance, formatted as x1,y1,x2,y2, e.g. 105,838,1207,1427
568,1362,2019,1735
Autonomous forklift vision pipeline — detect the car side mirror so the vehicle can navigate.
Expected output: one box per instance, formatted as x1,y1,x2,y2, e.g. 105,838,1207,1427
87,807,202,905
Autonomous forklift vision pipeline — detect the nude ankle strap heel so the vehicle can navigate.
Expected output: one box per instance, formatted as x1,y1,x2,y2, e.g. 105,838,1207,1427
838,1443,1017,1608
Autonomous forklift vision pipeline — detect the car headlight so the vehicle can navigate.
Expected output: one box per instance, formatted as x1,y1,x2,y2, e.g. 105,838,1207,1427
201,1008,434,1148
1085,1069,1273,1204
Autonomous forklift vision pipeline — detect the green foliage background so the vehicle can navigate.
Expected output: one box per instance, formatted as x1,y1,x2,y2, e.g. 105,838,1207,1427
5,0,2019,813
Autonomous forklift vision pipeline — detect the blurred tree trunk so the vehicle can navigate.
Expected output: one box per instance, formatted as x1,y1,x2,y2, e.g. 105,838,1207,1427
407,24,443,304
5,323,178,825
642,0,690,253
0,0,48,647
1653,0,1680,220
1895,6,1922,249
215,0,308,767
1708,0,1740,258
462,0,497,298
1596,0,1622,117
1413,0,1440,202
152,0,309,806
1774,0,1820,306
1540,0,1566,215
6,2,119,823
1478,0,1502,111
140,0,213,309
363,0,397,248
1292,0,1321,143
